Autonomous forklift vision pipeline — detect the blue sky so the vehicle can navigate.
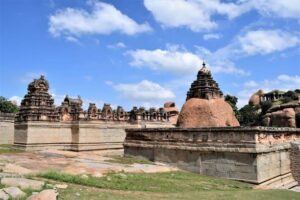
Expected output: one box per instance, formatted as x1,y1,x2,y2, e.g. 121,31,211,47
0,0,299,110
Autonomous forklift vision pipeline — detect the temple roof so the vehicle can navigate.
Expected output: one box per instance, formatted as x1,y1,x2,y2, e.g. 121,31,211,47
186,62,223,100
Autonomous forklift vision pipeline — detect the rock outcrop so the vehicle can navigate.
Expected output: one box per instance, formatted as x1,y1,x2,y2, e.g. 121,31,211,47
249,90,264,106
163,102,179,125
262,102,300,128
177,98,240,128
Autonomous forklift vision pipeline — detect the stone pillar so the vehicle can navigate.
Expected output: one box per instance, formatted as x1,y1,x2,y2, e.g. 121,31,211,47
291,142,300,184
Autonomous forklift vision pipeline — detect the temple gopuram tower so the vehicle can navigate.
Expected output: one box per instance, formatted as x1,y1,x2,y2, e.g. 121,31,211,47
186,62,223,100
16,75,59,122
177,62,239,128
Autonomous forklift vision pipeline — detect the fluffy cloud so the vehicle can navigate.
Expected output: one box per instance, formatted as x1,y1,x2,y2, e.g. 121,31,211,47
9,96,22,106
252,0,300,21
112,80,175,102
128,45,248,76
238,30,300,55
144,0,250,32
236,74,300,108
49,1,151,38
128,48,201,74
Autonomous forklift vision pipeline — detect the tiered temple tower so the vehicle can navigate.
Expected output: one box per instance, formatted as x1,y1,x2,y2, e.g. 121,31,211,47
16,75,59,122
186,62,223,100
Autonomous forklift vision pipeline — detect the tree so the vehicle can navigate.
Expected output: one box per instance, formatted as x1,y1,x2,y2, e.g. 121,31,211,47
284,90,299,101
239,105,259,126
261,101,272,115
0,96,19,113
225,94,240,119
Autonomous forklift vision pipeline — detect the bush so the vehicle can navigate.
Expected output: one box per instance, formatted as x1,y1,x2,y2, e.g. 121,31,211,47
224,95,240,119
0,96,19,113
239,105,259,126
284,91,299,100
261,101,272,114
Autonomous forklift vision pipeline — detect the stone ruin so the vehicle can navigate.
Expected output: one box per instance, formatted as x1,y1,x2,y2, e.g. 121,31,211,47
15,75,59,122
13,75,177,151
177,63,239,128
16,75,177,124
124,63,300,189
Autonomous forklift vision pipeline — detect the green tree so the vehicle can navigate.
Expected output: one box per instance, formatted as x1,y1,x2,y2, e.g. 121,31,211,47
0,96,19,113
261,101,272,115
225,94,240,119
239,105,259,126
284,90,299,100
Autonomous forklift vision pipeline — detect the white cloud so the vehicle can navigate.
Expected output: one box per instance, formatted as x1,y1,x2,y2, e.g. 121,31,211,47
236,74,300,108
9,96,22,106
128,48,201,74
244,80,258,88
112,80,175,102
238,30,300,55
144,0,250,32
107,42,126,49
128,45,248,76
252,0,300,21
203,33,222,40
49,1,151,38
65,36,79,43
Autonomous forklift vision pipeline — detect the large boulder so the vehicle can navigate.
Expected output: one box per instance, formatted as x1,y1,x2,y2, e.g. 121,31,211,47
163,102,179,125
269,108,296,127
249,90,264,106
177,98,240,128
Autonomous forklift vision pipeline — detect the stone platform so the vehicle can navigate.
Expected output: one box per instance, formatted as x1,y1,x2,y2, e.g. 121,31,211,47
124,127,300,185
14,121,173,151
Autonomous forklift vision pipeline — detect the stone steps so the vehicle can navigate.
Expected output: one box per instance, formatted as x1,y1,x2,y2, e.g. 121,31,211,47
256,173,299,189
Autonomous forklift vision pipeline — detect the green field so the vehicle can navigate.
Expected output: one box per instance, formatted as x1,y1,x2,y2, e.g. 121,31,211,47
37,171,300,200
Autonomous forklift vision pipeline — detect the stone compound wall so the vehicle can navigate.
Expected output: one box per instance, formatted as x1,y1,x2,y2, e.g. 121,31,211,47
124,127,300,184
291,142,300,184
14,120,174,151
0,112,15,144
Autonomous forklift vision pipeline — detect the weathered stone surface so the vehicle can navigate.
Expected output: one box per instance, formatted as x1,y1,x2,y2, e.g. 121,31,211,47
0,112,15,144
291,142,300,184
249,90,264,106
266,108,297,128
0,189,9,200
3,187,26,199
1,178,44,190
3,164,32,175
177,98,240,128
27,189,58,200
124,127,300,184
163,102,179,125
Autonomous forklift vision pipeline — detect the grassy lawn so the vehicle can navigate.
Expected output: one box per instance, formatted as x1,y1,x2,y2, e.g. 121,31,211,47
36,171,300,200
105,155,154,165
0,144,23,154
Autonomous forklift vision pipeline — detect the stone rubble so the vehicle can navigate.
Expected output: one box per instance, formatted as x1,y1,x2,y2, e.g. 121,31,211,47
1,178,44,190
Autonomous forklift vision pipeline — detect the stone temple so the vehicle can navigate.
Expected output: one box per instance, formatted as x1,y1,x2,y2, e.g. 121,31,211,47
177,63,239,128
124,63,300,188
13,75,177,151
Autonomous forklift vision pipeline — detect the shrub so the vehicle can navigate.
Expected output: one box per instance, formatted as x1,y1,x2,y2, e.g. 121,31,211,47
0,96,19,113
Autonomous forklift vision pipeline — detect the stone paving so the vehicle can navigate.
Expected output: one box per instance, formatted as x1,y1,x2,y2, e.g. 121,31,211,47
0,149,177,176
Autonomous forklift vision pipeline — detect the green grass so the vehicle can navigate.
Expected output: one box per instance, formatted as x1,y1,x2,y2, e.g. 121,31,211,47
38,171,251,193
0,144,23,154
105,155,154,165
35,172,300,200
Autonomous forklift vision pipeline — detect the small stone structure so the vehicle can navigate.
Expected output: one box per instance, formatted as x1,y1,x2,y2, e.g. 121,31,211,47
177,63,239,128
0,112,15,144
14,75,176,151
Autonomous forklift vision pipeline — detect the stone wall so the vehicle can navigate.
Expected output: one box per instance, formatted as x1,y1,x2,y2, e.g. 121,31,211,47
124,127,300,184
291,142,300,184
14,120,174,151
0,113,15,144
